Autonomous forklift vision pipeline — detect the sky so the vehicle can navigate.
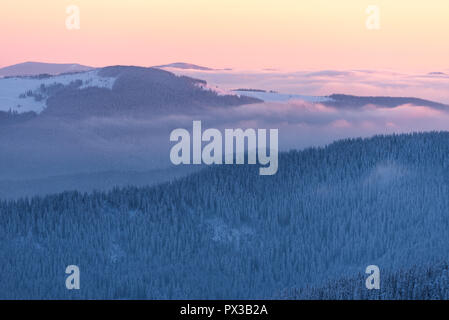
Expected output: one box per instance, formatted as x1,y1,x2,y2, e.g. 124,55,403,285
1,0,449,71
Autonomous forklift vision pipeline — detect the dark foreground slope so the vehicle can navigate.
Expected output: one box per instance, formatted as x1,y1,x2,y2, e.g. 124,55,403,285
279,261,449,299
2,132,449,299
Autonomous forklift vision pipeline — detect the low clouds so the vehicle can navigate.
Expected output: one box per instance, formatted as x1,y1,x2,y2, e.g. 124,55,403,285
218,101,449,149
126,99,449,150
155,67,449,149
166,68,449,105
2,68,449,180
73,97,449,151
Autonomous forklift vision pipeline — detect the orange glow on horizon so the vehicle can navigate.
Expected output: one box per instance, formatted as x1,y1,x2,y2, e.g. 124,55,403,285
1,0,449,72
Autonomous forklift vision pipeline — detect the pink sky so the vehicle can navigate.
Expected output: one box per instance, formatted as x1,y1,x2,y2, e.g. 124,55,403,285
1,0,449,72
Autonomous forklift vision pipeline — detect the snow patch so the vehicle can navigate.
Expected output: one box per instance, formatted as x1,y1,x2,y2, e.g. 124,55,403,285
0,70,117,114
206,218,253,247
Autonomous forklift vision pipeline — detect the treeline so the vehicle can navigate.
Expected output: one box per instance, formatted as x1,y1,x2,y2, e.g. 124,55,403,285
0,110,37,125
278,261,449,299
326,94,448,109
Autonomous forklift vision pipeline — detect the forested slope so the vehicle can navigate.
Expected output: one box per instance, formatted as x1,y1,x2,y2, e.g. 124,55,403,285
43,66,261,118
2,132,449,299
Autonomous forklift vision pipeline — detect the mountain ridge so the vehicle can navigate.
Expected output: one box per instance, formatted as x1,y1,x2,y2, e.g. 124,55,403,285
0,66,261,119
153,62,215,71
0,61,94,77
325,93,449,109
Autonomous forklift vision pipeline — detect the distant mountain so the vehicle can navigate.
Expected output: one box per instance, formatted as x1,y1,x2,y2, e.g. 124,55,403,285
0,62,93,77
428,72,447,76
0,65,261,119
154,62,214,71
232,88,268,93
232,90,449,109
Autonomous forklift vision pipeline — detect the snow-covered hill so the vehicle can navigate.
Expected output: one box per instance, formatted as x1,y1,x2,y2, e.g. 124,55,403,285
0,70,116,114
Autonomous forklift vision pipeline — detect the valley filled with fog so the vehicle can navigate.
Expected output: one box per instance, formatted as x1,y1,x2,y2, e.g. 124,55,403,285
1,65,449,198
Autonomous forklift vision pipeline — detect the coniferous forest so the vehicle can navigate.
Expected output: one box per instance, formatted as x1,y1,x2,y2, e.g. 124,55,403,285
2,131,449,299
